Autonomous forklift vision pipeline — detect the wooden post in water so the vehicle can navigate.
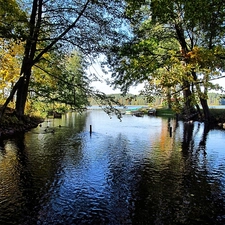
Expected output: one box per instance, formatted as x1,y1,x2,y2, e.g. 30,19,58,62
169,126,172,137
90,125,92,135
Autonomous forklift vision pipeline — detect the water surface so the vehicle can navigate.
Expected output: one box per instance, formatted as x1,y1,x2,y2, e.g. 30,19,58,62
0,110,225,224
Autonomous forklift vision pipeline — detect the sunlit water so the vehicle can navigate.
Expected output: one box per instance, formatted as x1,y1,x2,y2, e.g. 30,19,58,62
0,110,225,225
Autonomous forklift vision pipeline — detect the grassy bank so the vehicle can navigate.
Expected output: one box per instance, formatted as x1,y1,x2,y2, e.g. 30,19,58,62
155,108,176,117
138,107,176,117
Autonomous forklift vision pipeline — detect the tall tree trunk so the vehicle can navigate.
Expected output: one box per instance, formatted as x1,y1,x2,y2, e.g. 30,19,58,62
175,23,196,118
191,70,211,122
15,0,40,118
0,77,23,119
166,87,172,109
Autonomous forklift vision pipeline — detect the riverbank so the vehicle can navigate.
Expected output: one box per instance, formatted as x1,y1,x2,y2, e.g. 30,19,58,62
0,108,43,138
0,106,225,138
208,108,225,123
138,107,225,124
157,107,225,122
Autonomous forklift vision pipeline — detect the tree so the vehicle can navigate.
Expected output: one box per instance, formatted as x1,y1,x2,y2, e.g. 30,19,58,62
107,0,225,122
30,50,90,111
0,0,128,119
62,51,89,108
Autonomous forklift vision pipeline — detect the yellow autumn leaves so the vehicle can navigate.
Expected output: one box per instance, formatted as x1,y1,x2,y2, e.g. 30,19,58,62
0,39,24,103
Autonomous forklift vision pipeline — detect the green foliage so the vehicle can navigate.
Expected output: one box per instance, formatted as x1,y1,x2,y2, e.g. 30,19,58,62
156,107,175,117
1,114,20,125
28,50,90,114
0,0,27,39
108,22,180,93
208,93,223,105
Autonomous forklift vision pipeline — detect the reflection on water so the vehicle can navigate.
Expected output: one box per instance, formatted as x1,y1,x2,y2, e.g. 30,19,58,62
0,111,225,225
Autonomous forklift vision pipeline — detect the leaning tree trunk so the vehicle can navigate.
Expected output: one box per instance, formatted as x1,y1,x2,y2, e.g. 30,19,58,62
11,0,40,118
182,80,196,119
166,87,172,109
200,97,211,122
0,77,23,119
15,67,32,118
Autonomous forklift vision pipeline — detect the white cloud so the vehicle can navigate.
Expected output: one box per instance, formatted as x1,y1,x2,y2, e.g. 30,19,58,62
91,80,144,95
211,77,225,93
88,59,143,95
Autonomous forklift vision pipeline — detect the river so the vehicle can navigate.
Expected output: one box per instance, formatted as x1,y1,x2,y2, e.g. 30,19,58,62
0,110,225,225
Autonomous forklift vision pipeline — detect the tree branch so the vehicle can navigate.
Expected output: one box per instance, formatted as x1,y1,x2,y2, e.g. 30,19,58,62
32,0,91,65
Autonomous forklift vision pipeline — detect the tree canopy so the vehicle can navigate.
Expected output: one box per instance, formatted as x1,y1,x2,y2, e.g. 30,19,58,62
1,0,225,122
0,0,129,119
106,0,225,121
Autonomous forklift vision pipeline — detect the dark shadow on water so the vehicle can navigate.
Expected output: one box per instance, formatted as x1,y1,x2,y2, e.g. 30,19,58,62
0,113,225,225
131,122,225,225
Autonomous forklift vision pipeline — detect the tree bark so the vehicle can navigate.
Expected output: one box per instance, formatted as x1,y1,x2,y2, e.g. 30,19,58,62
200,97,211,122
15,68,32,118
0,77,23,119
182,81,196,118
166,87,172,109
191,70,211,122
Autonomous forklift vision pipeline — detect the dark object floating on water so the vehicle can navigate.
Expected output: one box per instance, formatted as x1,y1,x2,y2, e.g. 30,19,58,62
148,108,156,116
53,112,62,118
133,112,144,117
47,111,62,118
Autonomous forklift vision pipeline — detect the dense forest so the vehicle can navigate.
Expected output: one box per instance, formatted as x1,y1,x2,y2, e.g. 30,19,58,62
89,93,225,106
1,0,225,123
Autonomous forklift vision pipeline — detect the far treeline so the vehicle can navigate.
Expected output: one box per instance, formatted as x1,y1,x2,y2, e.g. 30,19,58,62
89,93,225,107
1,0,225,124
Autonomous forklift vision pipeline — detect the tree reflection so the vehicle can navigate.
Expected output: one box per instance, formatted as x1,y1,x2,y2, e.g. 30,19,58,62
180,122,225,225
14,133,39,224
1,114,225,225
0,134,38,224
0,112,88,225
132,122,225,225
198,123,210,152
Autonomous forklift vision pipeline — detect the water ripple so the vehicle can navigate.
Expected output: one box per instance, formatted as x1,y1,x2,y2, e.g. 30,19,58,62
0,112,225,224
